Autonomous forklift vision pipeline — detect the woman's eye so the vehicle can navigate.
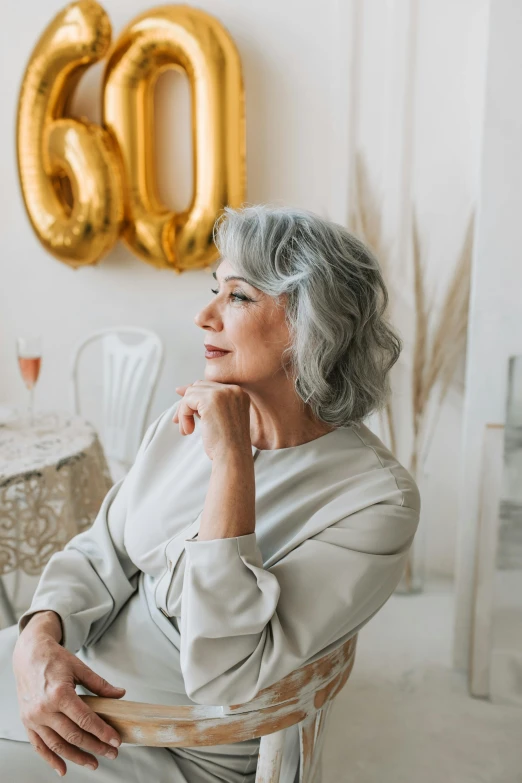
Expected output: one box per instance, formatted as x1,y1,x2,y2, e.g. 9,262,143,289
210,288,249,302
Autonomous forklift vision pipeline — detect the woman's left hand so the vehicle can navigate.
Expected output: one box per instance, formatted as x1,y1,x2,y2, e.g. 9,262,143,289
173,381,252,461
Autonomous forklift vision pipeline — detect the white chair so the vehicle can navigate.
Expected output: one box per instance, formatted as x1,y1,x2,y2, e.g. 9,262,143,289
70,327,164,483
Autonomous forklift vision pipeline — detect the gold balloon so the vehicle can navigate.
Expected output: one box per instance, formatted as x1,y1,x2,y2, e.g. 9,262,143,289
17,0,124,268
102,5,246,272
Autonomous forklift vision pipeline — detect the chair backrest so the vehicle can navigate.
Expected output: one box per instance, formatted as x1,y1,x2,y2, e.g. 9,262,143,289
81,632,358,783
70,326,164,465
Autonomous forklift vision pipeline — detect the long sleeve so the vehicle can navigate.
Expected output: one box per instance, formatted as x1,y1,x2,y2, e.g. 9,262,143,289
179,496,420,706
17,408,169,653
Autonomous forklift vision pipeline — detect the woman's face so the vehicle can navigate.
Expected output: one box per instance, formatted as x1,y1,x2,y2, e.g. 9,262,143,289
194,258,292,387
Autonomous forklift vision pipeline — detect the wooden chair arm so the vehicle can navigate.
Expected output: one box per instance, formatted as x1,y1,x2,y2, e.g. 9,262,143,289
80,634,358,747
80,694,308,747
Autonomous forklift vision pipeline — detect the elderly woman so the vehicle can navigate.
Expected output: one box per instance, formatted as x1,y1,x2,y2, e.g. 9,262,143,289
0,205,420,782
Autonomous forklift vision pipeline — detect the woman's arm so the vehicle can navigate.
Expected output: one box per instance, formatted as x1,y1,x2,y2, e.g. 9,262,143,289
12,406,180,776
13,607,127,775
18,406,172,653
179,450,421,706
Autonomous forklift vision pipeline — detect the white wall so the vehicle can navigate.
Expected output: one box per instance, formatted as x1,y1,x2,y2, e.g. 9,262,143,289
453,0,522,670
0,0,489,580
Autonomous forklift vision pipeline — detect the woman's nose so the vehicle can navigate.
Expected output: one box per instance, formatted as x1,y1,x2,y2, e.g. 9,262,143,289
194,301,220,329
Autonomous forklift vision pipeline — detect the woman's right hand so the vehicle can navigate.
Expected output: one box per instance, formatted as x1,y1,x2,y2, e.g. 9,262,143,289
12,610,127,777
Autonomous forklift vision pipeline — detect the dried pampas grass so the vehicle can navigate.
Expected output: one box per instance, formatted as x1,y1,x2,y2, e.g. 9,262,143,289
403,210,473,590
415,213,474,472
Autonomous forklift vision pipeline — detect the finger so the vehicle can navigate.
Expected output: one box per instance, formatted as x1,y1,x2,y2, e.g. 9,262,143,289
49,712,119,760
61,693,122,750
74,660,126,699
179,403,187,435
176,406,185,435
37,724,100,772
27,727,67,778
173,406,200,423
173,396,183,423
181,397,198,434
72,663,124,748
177,401,194,436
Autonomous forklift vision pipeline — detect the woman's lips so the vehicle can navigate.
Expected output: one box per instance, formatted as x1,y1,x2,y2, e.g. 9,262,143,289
204,346,230,358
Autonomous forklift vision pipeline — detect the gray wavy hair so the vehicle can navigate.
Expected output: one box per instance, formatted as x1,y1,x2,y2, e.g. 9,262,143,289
212,204,402,428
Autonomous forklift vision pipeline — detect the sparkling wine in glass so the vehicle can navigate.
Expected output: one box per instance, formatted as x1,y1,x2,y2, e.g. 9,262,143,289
16,336,42,426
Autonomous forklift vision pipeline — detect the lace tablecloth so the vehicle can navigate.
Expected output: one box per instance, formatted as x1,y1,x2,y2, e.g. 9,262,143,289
0,409,113,576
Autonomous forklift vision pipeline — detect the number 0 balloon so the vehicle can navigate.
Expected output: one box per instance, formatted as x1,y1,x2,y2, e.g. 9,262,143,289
103,5,246,272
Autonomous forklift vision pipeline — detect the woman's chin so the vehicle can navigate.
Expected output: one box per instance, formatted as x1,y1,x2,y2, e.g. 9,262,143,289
204,366,242,385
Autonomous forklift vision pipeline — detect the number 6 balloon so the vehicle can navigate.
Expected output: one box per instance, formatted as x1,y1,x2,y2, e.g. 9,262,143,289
16,0,124,268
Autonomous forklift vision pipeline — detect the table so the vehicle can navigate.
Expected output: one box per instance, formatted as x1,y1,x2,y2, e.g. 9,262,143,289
0,408,114,625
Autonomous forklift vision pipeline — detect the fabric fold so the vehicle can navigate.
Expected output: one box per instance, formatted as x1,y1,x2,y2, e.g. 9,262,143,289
182,533,280,636
178,502,419,707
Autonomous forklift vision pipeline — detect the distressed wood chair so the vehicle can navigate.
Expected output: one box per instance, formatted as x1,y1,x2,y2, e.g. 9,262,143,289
81,633,358,783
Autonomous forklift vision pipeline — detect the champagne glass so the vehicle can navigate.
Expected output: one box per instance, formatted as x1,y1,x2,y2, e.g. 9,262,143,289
16,336,42,427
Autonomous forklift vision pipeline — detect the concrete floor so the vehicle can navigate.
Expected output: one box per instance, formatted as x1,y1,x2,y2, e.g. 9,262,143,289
322,578,522,783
